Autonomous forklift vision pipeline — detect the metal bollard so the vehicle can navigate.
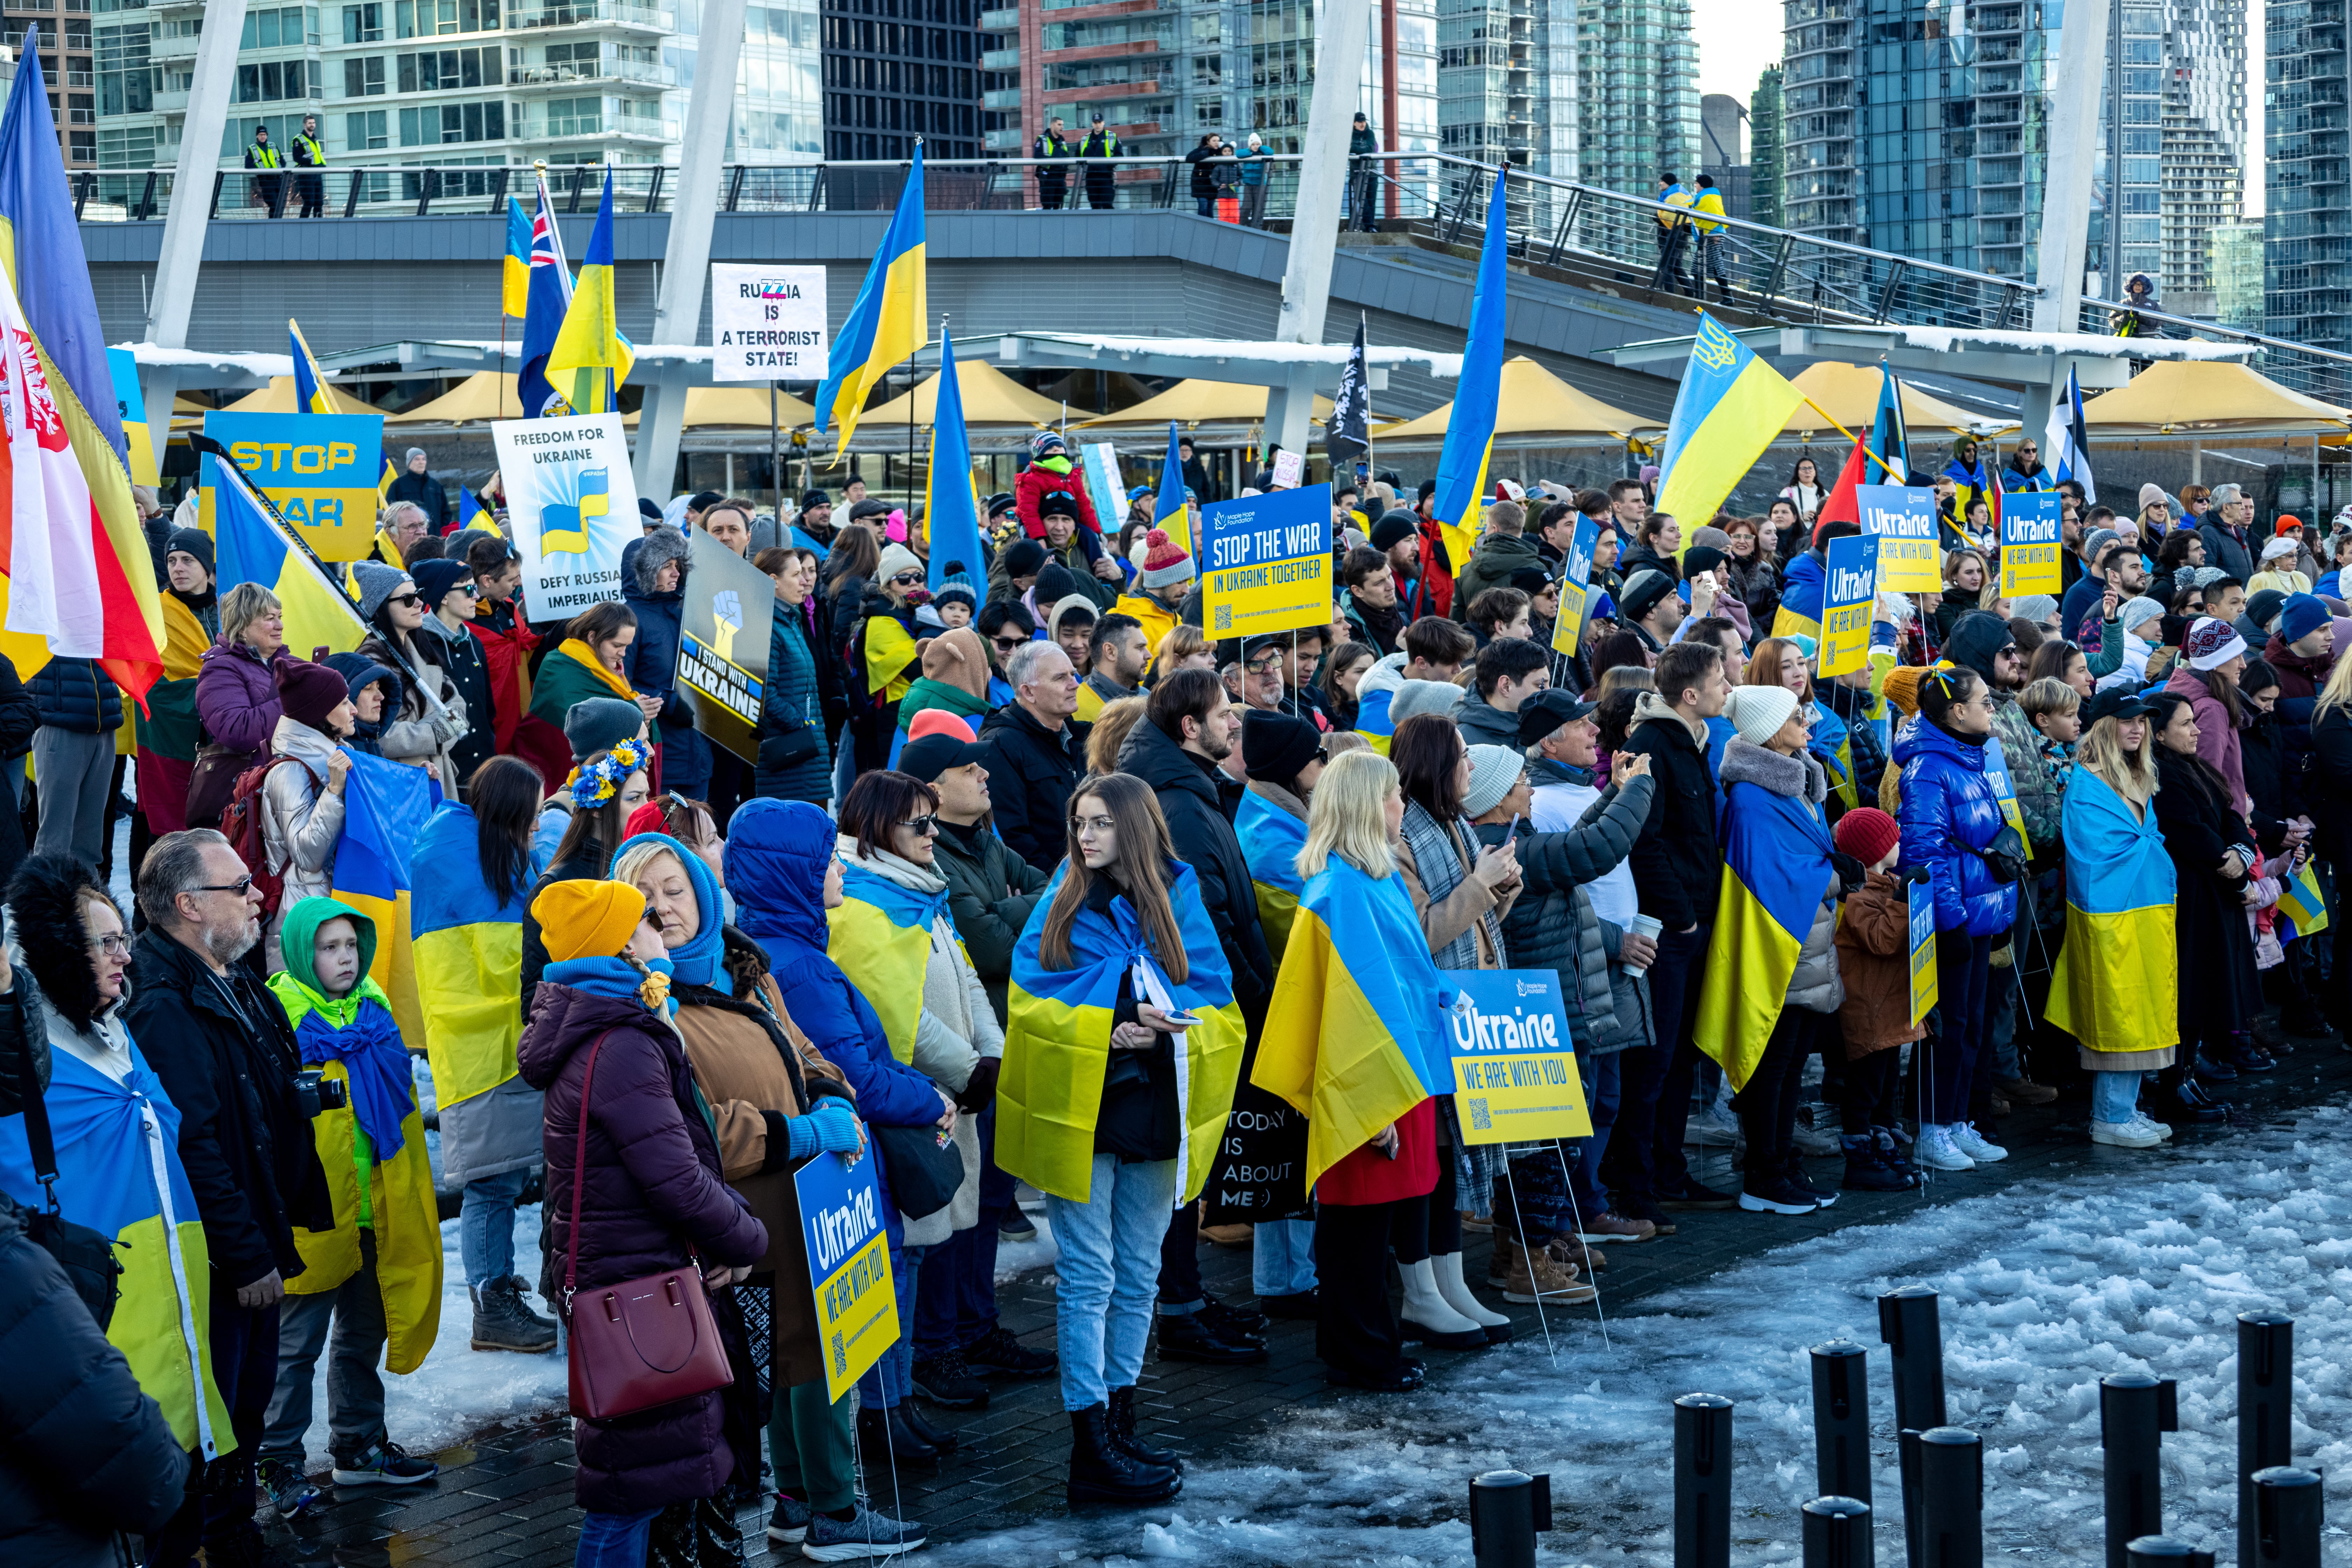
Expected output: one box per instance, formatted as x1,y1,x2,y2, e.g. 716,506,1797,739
1469,1469,1550,1568
2101,1372,2179,1568
2126,1539,2215,1568
1812,1339,1874,1507
1879,1288,1945,1568
1801,1496,1873,1568
2249,1466,2324,1568
1674,1393,1735,1568
1915,1426,1982,1568
2238,1312,2294,1568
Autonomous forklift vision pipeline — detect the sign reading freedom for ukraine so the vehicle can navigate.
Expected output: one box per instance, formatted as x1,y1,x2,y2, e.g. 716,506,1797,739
1445,969,1590,1144
1859,484,1941,593
2000,491,2063,597
794,1148,899,1404
200,411,386,561
1818,533,1878,679
1550,516,1601,657
1907,874,1939,1025
1198,482,1331,639
493,413,639,618
676,529,772,764
709,263,828,383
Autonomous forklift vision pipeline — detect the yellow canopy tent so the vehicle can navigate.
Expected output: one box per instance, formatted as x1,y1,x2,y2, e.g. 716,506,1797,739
216,376,394,418
678,385,817,428
2079,360,2351,436
844,360,1089,451
1775,362,1995,441
1082,379,1331,427
1370,356,1657,448
384,372,522,426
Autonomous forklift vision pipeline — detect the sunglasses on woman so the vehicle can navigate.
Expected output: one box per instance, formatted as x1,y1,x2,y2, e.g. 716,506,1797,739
386,591,423,608
890,571,924,588
898,815,939,837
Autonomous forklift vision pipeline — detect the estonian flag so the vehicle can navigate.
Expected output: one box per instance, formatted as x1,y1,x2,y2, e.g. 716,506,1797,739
2042,364,2095,504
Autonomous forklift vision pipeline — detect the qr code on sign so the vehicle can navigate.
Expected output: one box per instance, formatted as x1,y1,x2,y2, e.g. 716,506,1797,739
1468,1099,1491,1131
1214,603,1232,632
831,1334,847,1375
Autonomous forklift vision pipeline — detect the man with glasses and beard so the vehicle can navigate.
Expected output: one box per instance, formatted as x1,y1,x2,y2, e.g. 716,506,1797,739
127,830,334,1568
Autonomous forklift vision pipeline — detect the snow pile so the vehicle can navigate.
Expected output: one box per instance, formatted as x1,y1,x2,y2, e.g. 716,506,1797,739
1013,333,1466,377
1891,326,2251,362
927,1108,2352,1566
995,1201,1059,1285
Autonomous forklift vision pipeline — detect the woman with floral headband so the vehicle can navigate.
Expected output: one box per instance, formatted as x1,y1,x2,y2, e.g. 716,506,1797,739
521,740,652,1021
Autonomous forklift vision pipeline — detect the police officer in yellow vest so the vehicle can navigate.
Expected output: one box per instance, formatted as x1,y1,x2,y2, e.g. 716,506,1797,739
246,124,286,216
1078,112,1119,210
1653,170,1695,294
1691,172,1730,301
292,113,327,219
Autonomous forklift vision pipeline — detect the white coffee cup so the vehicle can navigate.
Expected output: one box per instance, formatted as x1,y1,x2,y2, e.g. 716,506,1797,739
1622,913,1663,976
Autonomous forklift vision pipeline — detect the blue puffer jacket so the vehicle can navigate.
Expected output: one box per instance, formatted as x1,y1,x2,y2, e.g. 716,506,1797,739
756,596,830,804
1893,715,2018,937
725,798,952,1242
26,658,121,735
619,529,710,799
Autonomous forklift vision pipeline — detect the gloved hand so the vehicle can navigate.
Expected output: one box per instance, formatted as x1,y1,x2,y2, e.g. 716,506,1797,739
1830,851,1867,895
958,1056,1001,1115
807,1102,863,1156
773,1102,865,1167
1905,863,1934,886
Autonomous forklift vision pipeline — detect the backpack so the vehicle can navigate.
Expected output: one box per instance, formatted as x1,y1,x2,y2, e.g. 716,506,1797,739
217,757,304,916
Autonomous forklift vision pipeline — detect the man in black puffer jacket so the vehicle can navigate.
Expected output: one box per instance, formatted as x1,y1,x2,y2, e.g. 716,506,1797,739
26,655,120,872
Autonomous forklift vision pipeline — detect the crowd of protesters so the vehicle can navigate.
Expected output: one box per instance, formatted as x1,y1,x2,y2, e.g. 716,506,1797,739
2,436,2346,1568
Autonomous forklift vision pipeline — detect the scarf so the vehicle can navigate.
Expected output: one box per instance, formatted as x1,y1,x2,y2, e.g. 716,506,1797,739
547,953,677,1017
293,994,411,1162
555,637,639,701
1400,800,1505,973
614,831,726,988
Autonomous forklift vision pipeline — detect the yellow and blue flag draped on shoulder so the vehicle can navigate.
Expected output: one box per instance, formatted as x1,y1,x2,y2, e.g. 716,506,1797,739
1236,787,1307,956
1772,548,1826,641
2278,859,2330,943
829,859,953,1064
1251,856,1451,1192
1653,313,1807,544
502,196,532,319
1429,168,1507,572
925,331,987,595
0,1039,233,1459
1000,860,1243,1204
862,607,920,701
1692,768,1837,1091
1351,686,1396,755
814,144,926,458
2045,767,2177,1054
1809,699,1858,811
331,749,435,1051
290,318,339,414
545,169,635,415
411,799,532,1110
1153,420,1190,552
212,446,370,659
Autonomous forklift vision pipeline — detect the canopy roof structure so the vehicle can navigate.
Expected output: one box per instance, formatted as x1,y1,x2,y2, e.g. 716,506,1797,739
215,377,394,418
1775,361,2002,441
1080,378,1328,427
2077,360,2351,436
384,372,520,426
838,360,1092,452
1370,356,1656,446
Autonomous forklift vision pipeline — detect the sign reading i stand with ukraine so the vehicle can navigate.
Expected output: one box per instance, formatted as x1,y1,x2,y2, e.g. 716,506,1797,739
1445,970,1591,1144
1907,875,1939,1025
1550,516,1601,657
1198,482,1331,638
794,1147,899,1404
2000,491,2064,596
1818,533,1878,678
1859,483,1941,593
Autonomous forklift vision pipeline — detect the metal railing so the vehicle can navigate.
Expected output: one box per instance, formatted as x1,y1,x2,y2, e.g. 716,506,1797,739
2076,296,2352,413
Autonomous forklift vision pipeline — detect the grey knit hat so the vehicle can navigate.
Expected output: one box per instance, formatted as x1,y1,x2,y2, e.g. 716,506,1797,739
350,560,410,621
1460,743,1525,819
2118,595,2167,632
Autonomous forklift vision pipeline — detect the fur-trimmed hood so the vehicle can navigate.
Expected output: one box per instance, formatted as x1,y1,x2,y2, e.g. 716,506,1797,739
6,853,120,1028
1719,736,1828,805
630,525,692,596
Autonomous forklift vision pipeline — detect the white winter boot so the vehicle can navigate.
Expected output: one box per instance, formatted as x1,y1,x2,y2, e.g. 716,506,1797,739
1432,1251,1512,1335
1398,1258,1489,1348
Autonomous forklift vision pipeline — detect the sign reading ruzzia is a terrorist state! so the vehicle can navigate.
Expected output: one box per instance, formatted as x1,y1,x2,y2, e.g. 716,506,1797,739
1197,483,1332,639
709,264,829,383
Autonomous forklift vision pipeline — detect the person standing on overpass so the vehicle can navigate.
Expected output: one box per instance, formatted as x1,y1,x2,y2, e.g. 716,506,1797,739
1034,115,1073,210
1079,113,1120,209
292,113,328,218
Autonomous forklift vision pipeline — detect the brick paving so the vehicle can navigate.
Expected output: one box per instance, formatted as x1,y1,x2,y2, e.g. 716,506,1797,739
265,1031,2352,1565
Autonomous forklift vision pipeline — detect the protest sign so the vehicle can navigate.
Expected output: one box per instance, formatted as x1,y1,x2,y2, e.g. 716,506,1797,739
1081,442,1129,527
2000,491,2063,597
676,529,773,763
1860,483,1941,593
709,264,829,382
1908,875,1939,1025
1984,732,2028,844
794,1149,898,1404
1198,483,1331,639
493,414,638,618
108,346,157,488
1270,448,1304,490
200,411,386,561
1446,970,1591,1145
1819,533,1879,678
1550,516,1600,657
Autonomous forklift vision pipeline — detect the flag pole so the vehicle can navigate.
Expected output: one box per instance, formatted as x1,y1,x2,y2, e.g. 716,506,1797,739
771,380,782,519
1800,394,1905,482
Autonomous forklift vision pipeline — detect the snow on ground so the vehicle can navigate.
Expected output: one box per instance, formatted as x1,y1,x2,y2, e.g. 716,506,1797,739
925,1107,2352,1567
997,1201,1059,1284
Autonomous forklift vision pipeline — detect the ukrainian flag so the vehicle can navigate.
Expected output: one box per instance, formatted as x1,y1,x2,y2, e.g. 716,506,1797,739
863,609,920,701
1351,685,1396,756
411,799,532,1109
289,317,338,414
2278,859,2330,943
2045,767,2177,1054
1153,419,1190,552
925,332,987,594
1429,168,1508,571
546,170,635,415
0,1044,234,1460
1251,856,1450,1191
212,448,370,658
814,144,927,457
1772,548,1825,641
502,195,532,319
1809,699,1857,811
828,862,953,1064
1654,313,1806,543
1692,771,1837,1090
456,484,497,533
330,749,436,1051
1236,787,1306,956
1000,860,1244,1203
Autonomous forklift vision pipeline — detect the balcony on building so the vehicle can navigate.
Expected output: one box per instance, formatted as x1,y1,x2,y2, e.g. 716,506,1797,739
506,1,674,36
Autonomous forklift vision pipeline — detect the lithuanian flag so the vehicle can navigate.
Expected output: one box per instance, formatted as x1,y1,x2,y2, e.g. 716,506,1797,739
828,861,953,1064
411,799,532,1109
1692,771,1837,1091
1000,861,1244,1204
1235,786,1306,957
330,749,438,1051
2045,768,2177,1055
1251,856,1451,1191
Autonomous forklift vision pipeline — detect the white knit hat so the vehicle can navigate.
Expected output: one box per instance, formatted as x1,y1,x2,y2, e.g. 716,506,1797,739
876,542,924,582
1460,744,1526,819
1723,684,1800,749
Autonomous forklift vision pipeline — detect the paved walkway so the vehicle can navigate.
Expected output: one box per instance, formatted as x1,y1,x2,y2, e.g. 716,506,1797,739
265,1030,2352,1566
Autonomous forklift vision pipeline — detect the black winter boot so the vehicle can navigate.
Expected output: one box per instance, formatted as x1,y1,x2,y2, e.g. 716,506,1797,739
1066,1403,1181,1507
1107,1385,1181,1469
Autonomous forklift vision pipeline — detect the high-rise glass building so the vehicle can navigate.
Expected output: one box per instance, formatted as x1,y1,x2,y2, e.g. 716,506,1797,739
1749,61,1782,226
5,0,96,172
1573,0,1696,198
2265,0,2345,352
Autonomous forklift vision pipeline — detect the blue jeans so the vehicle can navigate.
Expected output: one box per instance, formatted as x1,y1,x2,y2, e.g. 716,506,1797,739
460,1168,532,1288
1044,1153,1177,1411
2091,1070,2142,1124
576,1506,660,1567
1195,195,1214,216
1251,1217,1317,1296
856,1241,921,1408
1570,1050,1624,1218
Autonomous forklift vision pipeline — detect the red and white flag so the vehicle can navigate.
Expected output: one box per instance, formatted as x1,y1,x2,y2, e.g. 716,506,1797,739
0,261,109,658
